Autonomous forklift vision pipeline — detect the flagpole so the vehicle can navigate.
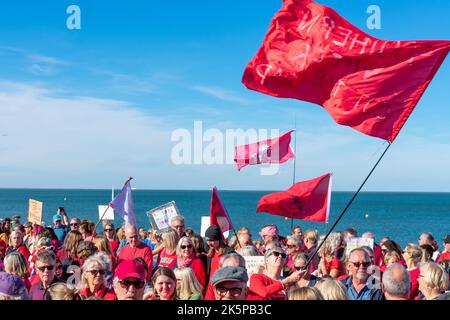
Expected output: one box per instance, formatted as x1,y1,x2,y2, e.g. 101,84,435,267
94,204,111,233
233,229,243,249
304,142,392,270
290,115,297,231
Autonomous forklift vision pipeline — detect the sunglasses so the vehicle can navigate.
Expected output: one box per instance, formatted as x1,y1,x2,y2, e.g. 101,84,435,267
272,251,287,259
215,286,243,297
37,265,55,272
119,279,145,290
294,266,306,271
350,261,371,268
287,244,297,249
88,269,106,276
104,228,113,232
181,244,193,250
70,223,78,226
173,225,185,229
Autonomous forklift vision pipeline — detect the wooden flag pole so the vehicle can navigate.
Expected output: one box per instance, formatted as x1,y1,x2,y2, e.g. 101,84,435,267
304,142,392,270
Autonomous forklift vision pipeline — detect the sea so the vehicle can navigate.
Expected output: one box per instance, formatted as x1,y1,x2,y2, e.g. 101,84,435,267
0,189,449,248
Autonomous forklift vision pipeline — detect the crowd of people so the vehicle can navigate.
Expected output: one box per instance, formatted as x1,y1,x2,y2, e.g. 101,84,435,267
0,209,449,300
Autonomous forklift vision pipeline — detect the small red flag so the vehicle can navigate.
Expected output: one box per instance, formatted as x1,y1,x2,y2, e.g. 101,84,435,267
242,0,450,142
210,187,234,233
256,173,332,222
234,130,295,171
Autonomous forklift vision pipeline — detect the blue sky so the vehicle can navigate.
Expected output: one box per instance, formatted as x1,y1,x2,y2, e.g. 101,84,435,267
0,0,449,191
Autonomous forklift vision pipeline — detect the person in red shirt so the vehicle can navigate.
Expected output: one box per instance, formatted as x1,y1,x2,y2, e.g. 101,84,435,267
437,235,450,263
402,243,423,299
204,225,234,285
56,230,82,265
6,230,30,261
117,225,153,281
156,229,179,269
175,236,206,290
103,223,119,257
79,253,116,300
317,233,344,278
249,246,303,300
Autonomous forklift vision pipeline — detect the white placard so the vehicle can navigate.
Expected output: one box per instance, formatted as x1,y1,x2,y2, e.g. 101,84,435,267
244,256,265,277
200,216,229,239
345,237,374,256
98,205,115,220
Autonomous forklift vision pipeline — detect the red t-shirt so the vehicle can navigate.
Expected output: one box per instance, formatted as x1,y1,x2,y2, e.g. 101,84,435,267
6,244,30,261
108,240,119,257
79,286,116,300
157,248,177,269
187,257,207,290
324,256,343,276
437,251,450,263
249,273,286,300
408,267,420,300
118,242,153,280
0,239,6,258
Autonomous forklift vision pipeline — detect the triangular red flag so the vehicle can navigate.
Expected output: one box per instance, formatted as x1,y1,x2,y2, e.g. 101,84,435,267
242,0,450,143
256,173,332,222
234,130,295,171
210,186,234,233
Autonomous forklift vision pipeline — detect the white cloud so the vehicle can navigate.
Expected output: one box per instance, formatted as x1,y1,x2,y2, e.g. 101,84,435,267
0,80,172,188
192,85,253,105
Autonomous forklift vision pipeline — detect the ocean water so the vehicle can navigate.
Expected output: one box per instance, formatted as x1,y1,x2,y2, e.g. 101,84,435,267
0,189,449,248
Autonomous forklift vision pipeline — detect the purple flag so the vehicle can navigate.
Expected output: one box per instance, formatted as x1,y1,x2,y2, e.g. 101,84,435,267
109,177,136,226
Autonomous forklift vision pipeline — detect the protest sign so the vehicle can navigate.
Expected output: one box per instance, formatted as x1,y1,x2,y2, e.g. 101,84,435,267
345,237,374,256
147,201,181,231
28,199,43,225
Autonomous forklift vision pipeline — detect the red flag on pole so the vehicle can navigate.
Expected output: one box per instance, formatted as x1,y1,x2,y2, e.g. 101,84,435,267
210,187,234,234
234,130,295,171
256,173,332,222
242,0,450,143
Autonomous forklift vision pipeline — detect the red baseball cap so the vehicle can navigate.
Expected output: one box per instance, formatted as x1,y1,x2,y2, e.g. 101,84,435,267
114,260,146,281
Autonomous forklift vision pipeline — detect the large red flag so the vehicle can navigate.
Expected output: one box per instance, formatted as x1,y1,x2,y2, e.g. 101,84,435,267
234,130,295,171
210,187,234,234
256,173,332,222
242,0,450,142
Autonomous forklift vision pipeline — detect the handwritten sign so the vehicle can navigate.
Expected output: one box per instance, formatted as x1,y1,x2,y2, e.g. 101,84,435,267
147,201,181,231
98,205,114,221
345,237,374,256
28,199,43,225
244,256,265,277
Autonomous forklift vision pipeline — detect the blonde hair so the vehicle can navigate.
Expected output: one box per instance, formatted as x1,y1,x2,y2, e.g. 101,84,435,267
116,228,125,241
162,229,179,253
383,251,401,266
93,236,113,257
288,287,324,300
8,230,23,246
4,252,30,278
317,279,348,300
80,255,108,289
174,267,203,300
403,243,423,265
46,283,82,300
304,230,319,246
63,230,82,256
420,262,448,293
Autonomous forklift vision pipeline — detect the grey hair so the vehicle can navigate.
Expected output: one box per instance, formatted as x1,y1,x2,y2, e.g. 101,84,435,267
219,252,246,268
286,235,303,247
36,237,52,249
176,236,194,256
170,215,185,225
382,263,410,298
35,250,56,265
239,245,261,257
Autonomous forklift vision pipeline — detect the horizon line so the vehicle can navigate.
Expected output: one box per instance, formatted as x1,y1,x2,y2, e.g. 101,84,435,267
0,187,449,194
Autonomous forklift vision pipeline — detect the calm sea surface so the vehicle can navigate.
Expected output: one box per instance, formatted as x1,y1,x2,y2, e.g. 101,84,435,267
0,189,449,247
